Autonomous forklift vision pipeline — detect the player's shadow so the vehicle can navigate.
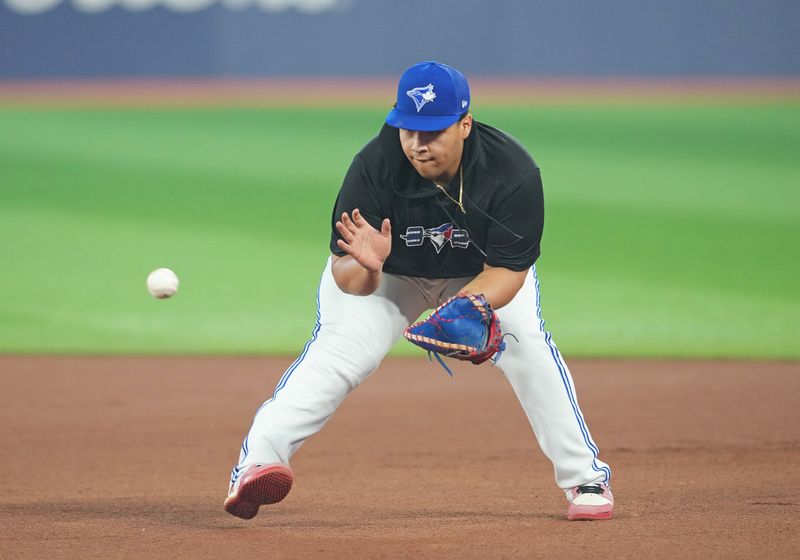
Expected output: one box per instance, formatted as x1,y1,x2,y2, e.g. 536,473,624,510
3,499,560,529
4,498,237,529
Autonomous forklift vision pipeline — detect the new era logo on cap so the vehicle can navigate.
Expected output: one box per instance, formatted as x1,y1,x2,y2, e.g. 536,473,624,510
386,61,471,132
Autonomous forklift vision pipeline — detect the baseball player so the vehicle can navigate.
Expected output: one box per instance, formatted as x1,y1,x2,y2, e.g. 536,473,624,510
225,61,613,521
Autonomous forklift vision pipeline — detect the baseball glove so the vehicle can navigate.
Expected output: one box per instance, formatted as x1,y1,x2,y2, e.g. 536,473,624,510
403,293,507,374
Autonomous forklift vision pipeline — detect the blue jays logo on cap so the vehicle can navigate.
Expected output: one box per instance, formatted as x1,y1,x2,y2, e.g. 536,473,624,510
386,61,470,132
407,84,437,112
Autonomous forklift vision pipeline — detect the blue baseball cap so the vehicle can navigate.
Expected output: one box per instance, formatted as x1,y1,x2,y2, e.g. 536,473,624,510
385,61,471,132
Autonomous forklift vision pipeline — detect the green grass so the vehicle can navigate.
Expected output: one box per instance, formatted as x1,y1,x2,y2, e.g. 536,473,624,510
1,104,798,358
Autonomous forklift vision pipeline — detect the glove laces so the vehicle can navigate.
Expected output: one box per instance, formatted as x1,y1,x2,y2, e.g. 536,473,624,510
427,332,519,376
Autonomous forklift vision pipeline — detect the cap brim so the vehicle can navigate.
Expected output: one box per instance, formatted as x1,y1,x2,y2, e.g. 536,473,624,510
385,108,460,132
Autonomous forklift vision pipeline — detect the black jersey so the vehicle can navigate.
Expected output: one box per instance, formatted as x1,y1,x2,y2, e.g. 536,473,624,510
330,121,544,278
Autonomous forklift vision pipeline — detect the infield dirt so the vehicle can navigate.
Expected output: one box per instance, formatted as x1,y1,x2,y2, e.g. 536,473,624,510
1,357,798,559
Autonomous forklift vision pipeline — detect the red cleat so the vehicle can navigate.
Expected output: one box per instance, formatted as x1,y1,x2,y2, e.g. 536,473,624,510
566,483,614,521
224,463,294,520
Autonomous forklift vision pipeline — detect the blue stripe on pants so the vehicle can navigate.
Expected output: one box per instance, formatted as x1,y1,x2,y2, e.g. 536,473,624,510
231,283,323,484
533,266,611,484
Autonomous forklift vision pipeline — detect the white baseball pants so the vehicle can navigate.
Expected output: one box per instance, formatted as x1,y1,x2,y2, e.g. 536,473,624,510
231,257,611,490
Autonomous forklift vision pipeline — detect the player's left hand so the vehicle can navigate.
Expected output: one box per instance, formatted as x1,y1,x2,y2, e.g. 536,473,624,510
403,294,508,371
335,208,392,273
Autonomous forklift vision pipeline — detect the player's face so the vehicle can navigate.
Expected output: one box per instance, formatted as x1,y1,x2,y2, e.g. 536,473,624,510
399,114,473,184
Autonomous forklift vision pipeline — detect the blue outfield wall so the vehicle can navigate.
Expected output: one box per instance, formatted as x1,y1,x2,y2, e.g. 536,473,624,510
1,0,799,78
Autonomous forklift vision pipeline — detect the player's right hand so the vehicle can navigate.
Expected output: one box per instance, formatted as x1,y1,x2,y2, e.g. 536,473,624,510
335,209,392,273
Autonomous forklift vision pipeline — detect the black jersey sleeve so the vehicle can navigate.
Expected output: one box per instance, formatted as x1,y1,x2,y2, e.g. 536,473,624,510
329,154,386,256
484,168,544,271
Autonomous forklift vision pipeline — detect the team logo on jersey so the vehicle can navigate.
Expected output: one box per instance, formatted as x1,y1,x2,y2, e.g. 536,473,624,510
406,84,436,112
400,223,470,254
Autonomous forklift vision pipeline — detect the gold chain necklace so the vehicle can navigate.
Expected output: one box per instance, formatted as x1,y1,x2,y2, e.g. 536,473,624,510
434,165,465,214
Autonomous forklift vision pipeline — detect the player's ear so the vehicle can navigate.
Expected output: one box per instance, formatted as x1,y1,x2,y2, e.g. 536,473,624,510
460,114,473,139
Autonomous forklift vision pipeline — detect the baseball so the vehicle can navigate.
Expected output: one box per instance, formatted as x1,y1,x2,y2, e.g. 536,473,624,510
147,268,179,299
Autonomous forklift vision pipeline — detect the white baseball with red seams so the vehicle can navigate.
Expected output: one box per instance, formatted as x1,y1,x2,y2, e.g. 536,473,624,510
146,268,179,299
